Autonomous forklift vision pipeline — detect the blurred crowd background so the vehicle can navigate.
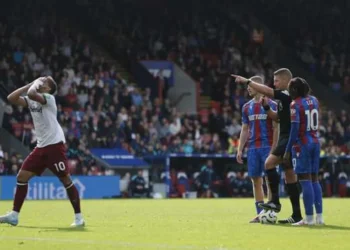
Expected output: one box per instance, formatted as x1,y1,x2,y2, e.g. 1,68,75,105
0,0,349,197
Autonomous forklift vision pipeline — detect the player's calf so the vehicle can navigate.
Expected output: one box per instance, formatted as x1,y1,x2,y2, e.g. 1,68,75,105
251,177,264,214
298,173,315,224
59,175,85,227
283,167,302,221
312,174,324,225
255,154,282,213
249,176,264,223
0,170,36,226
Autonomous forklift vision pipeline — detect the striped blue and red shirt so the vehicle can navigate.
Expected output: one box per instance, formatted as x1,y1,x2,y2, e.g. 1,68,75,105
242,99,277,149
290,95,320,146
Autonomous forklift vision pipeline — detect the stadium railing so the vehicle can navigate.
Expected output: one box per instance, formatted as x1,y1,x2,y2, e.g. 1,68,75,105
143,153,350,198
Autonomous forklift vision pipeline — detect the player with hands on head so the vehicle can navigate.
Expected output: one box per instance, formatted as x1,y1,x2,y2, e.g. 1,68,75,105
0,76,85,227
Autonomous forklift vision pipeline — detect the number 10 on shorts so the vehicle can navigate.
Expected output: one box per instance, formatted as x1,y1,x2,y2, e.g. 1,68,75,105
54,161,66,172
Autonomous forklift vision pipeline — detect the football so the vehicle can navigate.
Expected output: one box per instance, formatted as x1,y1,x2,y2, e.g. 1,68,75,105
259,210,277,224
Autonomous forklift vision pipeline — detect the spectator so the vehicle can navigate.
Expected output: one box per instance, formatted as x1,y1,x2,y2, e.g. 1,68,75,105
169,116,181,136
198,160,215,198
129,170,147,198
226,118,241,137
0,157,5,175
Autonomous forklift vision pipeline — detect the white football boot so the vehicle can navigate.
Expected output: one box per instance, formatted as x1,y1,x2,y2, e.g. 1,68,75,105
0,211,19,226
71,213,85,227
292,218,315,226
315,214,325,225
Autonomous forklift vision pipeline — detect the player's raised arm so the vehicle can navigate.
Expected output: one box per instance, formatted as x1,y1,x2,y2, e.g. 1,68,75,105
7,82,34,107
232,74,274,98
27,78,47,104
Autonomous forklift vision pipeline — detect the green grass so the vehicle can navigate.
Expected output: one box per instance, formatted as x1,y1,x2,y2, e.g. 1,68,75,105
0,198,349,250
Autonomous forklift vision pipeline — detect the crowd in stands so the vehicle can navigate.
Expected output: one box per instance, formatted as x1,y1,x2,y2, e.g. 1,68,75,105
70,0,350,156
0,0,350,181
0,145,22,176
253,0,350,104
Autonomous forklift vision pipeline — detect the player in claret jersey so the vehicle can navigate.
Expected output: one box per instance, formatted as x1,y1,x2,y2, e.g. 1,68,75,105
237,76,279,223
283,78,324,226
0,77,85,227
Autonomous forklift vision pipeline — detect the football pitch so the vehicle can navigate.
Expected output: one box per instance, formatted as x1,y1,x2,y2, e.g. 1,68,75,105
0,199,349,250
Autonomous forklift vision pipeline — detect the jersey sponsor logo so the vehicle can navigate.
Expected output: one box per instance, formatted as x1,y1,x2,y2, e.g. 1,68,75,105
29,102,42,113
248,114,267,121
278,101,283,111
291,108,296,115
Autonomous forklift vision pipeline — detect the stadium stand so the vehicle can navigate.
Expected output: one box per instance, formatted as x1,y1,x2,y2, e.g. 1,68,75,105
71,0,350,156
251,0,350,104
0,144,22,175
0,0,349,197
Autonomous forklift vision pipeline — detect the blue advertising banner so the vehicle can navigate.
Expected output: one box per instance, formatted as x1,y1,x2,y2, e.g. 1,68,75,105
91,148,149,167
0,176,120,200
141,60,174,85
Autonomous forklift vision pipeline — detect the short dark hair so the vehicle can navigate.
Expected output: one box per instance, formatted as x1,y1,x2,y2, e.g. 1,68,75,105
46,76,57,95
300,78,311,95
289,77,308,99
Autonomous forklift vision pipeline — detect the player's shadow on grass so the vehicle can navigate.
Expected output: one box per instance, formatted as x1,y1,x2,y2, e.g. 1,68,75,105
274,224,350,231
18,225,88,232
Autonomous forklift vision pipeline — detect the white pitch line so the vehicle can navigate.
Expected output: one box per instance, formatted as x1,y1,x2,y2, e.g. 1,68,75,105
0,236,237,250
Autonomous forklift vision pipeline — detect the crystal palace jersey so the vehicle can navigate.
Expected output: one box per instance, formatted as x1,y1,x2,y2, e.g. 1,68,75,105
290,95,320,145
242,99,277,149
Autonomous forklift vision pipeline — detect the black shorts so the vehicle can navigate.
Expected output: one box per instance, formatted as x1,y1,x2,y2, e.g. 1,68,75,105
271,135,293,169
271,135,289,158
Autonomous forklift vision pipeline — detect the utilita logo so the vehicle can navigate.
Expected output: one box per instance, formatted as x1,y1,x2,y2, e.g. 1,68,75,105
13,179,86,200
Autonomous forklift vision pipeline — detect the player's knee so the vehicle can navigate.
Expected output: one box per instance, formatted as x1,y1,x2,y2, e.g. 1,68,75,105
264,155,278,170
251,177,263,187
264,160,273,170
16,170,32,183
285,168,296,179
285,168,294,176
16,174,28,183
59,175,72,186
